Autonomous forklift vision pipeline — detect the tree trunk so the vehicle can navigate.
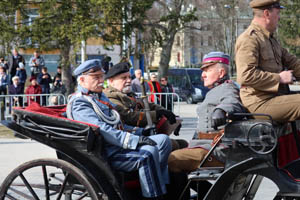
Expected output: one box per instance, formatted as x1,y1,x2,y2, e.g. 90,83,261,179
60,40,74,97
158,31,176,80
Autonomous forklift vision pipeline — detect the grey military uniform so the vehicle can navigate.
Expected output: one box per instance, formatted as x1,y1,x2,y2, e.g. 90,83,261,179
196,81,244,134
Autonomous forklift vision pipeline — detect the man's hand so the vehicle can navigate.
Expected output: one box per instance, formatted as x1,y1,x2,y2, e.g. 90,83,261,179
156,109,176,124
211,109,227,130
279,70,294,84
173,123,182,136
137,136,157,147
142,126,156,136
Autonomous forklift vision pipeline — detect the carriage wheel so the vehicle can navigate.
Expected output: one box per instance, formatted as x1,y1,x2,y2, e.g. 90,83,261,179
0,158,108,200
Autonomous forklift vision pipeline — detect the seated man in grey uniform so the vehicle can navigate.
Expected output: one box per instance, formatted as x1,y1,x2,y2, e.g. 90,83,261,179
67,59,172,200
168,52,245,172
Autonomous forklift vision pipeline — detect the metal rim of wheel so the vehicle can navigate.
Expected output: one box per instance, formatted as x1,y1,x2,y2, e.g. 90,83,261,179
0,158,106,200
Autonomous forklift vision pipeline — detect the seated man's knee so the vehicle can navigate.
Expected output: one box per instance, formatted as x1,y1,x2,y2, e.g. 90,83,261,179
151,134,172,152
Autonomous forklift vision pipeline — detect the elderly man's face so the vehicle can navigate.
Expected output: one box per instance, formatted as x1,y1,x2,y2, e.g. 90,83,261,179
109,72,132,93
150,75,157,81
135,70,142,79
80,71,105,93
202,64,225,89
13,78,19,85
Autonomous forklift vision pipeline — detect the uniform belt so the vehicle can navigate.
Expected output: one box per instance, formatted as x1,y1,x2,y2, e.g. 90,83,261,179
197,129,224,140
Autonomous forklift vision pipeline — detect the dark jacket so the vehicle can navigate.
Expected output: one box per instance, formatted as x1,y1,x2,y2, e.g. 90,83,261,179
8,84,24,106
8,54,25,78
16,69,27,84
37,73,52,94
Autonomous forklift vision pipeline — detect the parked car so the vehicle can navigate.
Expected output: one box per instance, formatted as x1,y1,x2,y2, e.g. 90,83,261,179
167,68,209,104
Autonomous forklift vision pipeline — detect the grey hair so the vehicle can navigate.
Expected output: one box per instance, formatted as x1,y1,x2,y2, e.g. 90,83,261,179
217,63,229,75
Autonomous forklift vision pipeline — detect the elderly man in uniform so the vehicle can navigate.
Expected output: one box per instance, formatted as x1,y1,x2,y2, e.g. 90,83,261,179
67,59,172,200
167,52,245,199
103,62,187,150
235,0,300,122
168,51,245,171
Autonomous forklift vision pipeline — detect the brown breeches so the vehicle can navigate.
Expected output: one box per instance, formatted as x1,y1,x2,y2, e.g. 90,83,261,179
168,148,224,172
248,94,300,122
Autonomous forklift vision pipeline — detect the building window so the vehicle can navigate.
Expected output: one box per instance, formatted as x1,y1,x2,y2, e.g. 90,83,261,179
23,9,39,45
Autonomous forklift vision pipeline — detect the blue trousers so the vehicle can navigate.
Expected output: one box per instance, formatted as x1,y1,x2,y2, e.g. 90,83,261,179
109,134,171,198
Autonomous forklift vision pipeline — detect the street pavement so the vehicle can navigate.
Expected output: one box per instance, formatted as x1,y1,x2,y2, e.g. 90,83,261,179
0,102,279,199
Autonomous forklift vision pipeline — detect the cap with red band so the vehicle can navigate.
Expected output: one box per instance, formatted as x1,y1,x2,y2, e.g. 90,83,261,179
201,52,230,69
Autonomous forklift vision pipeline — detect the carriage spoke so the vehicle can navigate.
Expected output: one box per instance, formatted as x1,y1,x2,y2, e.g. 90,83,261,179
4,193,18,200
19,173,40,200
42,165,50,200
56,173,70,200
8,186,35,200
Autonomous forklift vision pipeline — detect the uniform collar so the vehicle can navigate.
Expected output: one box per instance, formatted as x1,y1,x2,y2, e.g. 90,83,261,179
251,21,272,39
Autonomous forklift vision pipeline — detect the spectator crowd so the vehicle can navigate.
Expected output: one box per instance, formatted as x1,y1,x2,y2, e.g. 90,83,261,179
0,48,66,106
0,48,174,110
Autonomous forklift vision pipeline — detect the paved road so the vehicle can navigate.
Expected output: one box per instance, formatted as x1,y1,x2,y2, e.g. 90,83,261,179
0,102,279,199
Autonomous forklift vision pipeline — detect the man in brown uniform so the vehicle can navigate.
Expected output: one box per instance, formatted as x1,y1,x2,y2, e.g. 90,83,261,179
104,62,187,150
235,0,300,122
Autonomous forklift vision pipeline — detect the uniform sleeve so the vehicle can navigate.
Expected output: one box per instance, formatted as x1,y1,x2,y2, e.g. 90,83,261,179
281,47,300,79
214,83,245,115
71,98,139,150
236,35,280,93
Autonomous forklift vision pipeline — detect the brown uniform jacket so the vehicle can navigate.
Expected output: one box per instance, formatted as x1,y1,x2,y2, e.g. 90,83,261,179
235,22,300,112
104,85,164,127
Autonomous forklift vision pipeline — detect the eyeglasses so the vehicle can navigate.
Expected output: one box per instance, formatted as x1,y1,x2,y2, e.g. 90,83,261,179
161,79,166,82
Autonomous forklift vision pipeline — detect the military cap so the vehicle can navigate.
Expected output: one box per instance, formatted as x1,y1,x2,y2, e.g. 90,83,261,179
201,52,230,69
74,59,104,76
250,0,284,9
105,62,130,79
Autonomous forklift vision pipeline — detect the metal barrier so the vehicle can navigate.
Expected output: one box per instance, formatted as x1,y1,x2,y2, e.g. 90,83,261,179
135,92,180,115
0,94,66,121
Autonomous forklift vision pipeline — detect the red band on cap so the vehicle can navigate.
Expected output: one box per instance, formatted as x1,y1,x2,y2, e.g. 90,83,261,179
203,57,229,65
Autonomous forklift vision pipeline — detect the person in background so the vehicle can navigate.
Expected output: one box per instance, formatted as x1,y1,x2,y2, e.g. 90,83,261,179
29,50,45,77
131,69,150,93
53,66,62,83
8,48,25,82
0,58,9,72
148,73,162,103
50,76,66,105
37,67,52,106
16,62,27,92
160,76,174,111
26,76,42,105
8,76,24,106
0,66,8,96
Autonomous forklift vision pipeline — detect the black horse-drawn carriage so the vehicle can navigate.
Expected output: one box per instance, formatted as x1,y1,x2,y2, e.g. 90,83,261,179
1,103,300,200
